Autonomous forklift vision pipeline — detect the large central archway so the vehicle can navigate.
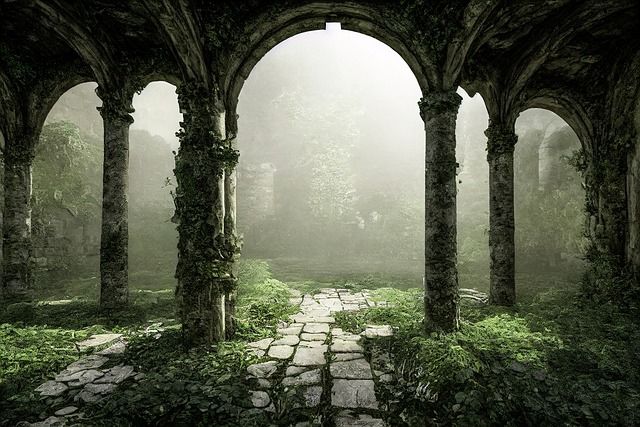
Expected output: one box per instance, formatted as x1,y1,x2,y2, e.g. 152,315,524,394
214,4,463,336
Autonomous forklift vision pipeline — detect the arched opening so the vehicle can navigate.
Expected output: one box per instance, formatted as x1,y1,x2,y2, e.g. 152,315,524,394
235,26,426,292
34,82,103,299
514,108,587,297
456,91,490,290
129,82,180,295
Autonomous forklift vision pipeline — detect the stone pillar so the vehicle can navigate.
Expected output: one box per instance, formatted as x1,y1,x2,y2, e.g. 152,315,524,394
2,140,35,300
419,91,462,332
224,114,240,339
486,122,517,306
0,131,4,289
96,86,134,310
174,82,237,346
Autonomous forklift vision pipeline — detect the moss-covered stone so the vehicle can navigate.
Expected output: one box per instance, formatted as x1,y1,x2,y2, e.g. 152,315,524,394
420,91,462,333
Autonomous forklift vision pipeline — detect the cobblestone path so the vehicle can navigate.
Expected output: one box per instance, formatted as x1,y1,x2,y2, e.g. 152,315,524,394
24,288,394,426
246,288,394,426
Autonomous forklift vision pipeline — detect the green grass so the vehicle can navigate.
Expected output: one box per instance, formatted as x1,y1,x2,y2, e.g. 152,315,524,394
0,259,296,425
335,286,640,426
3,259,635,426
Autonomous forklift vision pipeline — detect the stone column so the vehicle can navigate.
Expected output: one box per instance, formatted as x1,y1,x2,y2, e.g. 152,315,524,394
2,140,35,300
96,86,134,310
419,91,462,332
224,114,240,339
0,132,4,289
174,82,236,346
486,122,517,306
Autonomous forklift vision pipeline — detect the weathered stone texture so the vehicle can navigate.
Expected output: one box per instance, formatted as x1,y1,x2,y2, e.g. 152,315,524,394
2,150,34,299
486,123,517,306
420,91,462,332
174,82,234,345
97,87,134,309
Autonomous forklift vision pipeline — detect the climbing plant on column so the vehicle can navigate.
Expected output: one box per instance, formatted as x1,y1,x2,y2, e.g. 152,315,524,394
173,82,239,346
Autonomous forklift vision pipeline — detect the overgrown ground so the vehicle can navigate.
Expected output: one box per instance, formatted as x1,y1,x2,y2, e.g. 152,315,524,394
1,260,638,426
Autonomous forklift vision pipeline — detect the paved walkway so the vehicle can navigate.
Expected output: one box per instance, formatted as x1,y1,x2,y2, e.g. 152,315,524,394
246,288,394,426
24,289,394,426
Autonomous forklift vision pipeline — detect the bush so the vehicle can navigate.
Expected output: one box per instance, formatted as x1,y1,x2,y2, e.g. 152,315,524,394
580,252,639,309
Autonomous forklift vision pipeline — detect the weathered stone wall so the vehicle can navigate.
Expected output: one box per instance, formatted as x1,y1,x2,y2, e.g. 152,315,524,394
627,96,640,272
32,209,100,270
0,130,4,286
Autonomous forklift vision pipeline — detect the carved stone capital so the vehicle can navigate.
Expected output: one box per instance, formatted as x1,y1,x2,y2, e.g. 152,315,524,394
96,85,135,124
418,91,462,121
485,122,518,160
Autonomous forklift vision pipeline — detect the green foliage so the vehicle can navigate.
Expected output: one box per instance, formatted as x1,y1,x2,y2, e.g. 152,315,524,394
236,259,272,287
335,287,422,333
82,332,265,426
515,126,587,273
350,287,640,426
33,121,102,223
0,324,93,419
235,260,297,340
580,252,640,309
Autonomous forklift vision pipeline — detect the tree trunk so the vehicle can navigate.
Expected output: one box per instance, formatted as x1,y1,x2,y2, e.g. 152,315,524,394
420,91,461,332
486,122,517,306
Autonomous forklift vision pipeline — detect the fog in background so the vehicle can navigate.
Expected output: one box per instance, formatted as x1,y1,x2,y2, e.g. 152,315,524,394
33,27,585,294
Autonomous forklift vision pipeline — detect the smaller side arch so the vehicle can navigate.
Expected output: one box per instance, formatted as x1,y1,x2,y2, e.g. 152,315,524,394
522,91,594,156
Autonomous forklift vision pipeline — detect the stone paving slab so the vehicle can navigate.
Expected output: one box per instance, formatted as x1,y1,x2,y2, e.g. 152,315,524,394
330,359,373,379
331,379,379,409
303,323,330,333
292,346,328,366
331,339,364,353
76,333,122,350
268,345,295,359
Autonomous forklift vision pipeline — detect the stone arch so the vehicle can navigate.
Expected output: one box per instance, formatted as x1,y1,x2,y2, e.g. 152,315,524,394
222,2,434,115
522,93,593,156
513,107,586,274
34,75,97,144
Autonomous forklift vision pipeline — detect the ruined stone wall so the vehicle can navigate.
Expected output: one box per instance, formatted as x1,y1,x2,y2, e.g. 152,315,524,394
32,208,100,270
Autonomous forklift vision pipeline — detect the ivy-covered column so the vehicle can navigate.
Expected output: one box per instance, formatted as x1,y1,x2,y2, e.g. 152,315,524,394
2,138,35,300
486,122,518,306
224,113,240,339
420,91,462,332
96,86,134,310
174,82,238,346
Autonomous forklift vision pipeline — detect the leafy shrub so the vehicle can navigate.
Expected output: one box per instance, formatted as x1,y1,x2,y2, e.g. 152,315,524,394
237,259,272,287
236,277,297,340
580,253,639,309
338,286,640,426
82,331,266,426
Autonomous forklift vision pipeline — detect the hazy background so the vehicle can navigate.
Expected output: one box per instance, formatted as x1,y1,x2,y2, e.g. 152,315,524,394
33,27,585,297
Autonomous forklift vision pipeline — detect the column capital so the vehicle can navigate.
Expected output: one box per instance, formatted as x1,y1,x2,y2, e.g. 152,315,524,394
418,91,462,121
485,122,518,160
96,85,135,124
